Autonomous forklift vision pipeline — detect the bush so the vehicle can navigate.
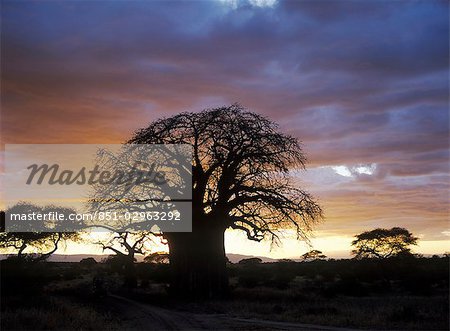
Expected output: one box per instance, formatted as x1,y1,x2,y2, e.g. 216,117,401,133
1,259,59,294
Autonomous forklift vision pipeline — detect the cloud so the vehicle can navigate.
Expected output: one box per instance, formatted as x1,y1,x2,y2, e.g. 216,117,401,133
1,0,448,243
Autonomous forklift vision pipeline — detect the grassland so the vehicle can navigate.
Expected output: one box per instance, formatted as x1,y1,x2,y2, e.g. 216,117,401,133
1,256,448,330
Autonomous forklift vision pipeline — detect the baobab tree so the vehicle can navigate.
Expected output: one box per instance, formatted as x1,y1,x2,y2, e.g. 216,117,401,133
92,104,322,298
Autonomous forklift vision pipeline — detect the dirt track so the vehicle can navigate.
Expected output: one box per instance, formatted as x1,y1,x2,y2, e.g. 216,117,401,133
108,295,360,331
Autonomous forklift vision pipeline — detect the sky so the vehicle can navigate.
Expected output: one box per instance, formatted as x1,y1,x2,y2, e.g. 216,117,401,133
1,0,449,258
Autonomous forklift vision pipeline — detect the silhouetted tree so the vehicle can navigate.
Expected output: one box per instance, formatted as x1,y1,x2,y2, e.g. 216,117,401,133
278,258,294,263
0,203,80,261
238,257,263,265
301,249,327,261
93,104,322,298
144,251,170,264
97,231,154,288
80,257,97,266
351,227,418,259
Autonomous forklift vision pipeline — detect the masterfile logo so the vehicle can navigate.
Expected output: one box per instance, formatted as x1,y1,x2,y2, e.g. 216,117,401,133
4,144,192,233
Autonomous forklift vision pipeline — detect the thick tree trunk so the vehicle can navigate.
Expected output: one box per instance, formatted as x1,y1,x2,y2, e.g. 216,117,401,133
18,243,27,259
165,222,229,299
123,254,137,289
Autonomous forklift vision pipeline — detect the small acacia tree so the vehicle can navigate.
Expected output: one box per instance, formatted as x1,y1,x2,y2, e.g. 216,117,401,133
301,249,327,261
238,257,263,265
144,252,170,264
0,203,81,261
351,227,418,259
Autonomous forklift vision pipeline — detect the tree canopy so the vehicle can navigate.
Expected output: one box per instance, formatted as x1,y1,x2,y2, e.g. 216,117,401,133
351,227,418,259
0,203,80,261
129,104,322,243
301,249,327,261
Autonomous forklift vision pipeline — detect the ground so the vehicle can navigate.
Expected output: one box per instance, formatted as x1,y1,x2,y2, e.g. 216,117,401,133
1,257,448,330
